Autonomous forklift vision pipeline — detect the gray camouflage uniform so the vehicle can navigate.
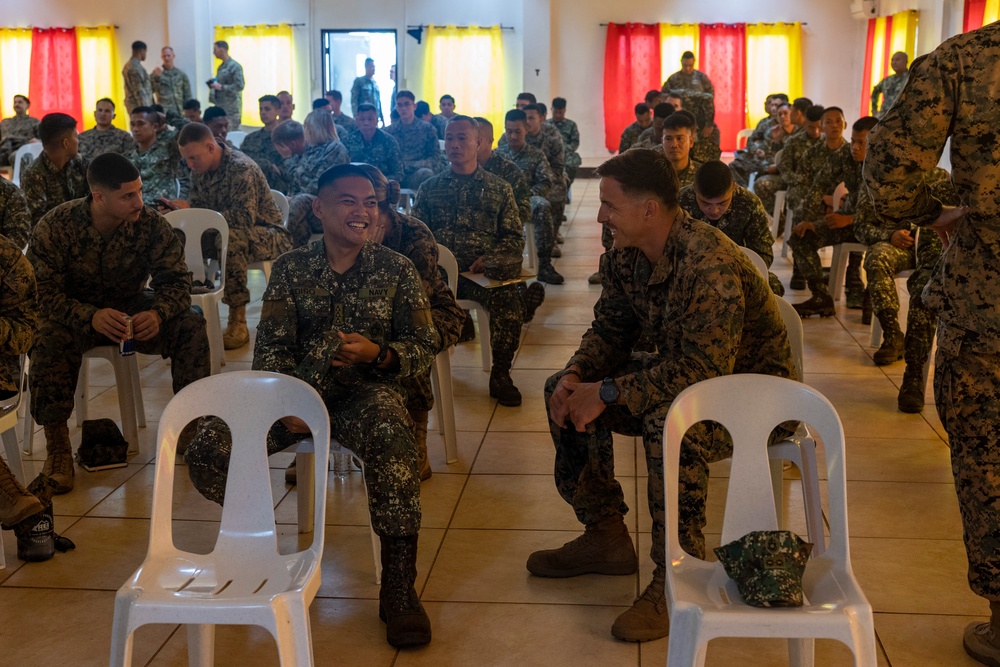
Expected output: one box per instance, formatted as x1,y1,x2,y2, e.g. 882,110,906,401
210,58,245,128
385,119,441,190
342,129,404,184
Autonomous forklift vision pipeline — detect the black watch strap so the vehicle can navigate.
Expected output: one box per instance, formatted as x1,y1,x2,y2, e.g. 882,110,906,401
370,343,389,367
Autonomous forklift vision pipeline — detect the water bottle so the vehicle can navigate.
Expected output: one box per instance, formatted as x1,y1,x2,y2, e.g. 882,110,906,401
332,442,352,481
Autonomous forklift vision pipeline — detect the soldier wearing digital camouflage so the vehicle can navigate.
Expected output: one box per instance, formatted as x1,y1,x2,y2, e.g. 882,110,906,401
497,109,563,285
522,104,569,235
748,94,787,146
789,115,879,318
752,101,817,220
414,115,533,408
431,94,456,140
663,52,715,94
476,119,532,229
773,105,825,230
729,102,795,188
122,42,153,114
150,47,192,123
661,111,701,190
633,102,673,150
664,89,721,165
209,41,245,129
170,123,292,350
0,179,31,249
549,98,581,184
127,106,188,206
679,161,784,295
343,104,404,184
20,113,90,228
0,95,39,167
528,148,796,643
77,99,136,162
185,164,435,649
351,58,383,123
619,103,652,154
28,153,210,496
871,51,909,119
385,91,441,190
239,95,287,193
863,27,1000,663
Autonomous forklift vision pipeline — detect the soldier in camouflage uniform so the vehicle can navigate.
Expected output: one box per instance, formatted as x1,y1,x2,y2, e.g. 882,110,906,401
343,104,403,184
150,47,192,124
0,179,31,249
618,103,652,154
663,51,715,94
0,95,39,167
414,116,531,407
323,90,357,134
548,98,581,184
679,161,783,295
239,95,287,193
771,105,825,240
128,106,188,206
77,99,136,162
20,114,89,227
497,110,563,285
524,104,569,238
662,111,701,190
431,94,456,140
633,102,673,149
476,118,531,228
350,58,383,123
185,164,435,648
385,91,441,190
789,115,879,318
171,123,292,349
748,94,787,146
528,149,796,643
729,102,795,188
871,51,909,119
664,89,721,164
864,25,1000,664
122,42,153,114
209,41,245,129
28,153,210,495
752,100,816,222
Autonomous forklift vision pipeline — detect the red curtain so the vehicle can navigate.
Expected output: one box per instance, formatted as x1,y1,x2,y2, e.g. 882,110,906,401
964,0,987,31
603,23,662,152
698,23,745,152
28,28,83,131
859,18,877,117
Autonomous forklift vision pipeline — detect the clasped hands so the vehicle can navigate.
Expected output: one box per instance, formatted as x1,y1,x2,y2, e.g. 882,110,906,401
92,308,161,343
548,370,609,433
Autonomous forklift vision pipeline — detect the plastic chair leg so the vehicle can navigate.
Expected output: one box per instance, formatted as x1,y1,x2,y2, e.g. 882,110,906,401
272,601,315,667
108,595,134,667
2,428,25,485
431,350,459,464
296,450,316,535
187,623,215,667
476,307,492,372
788,637,816,667
769,457,785,530
797,441,827,555
665,609,709,667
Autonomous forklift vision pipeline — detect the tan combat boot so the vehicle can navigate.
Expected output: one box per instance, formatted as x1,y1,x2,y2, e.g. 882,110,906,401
964,601,1000,666
0,456,44,527
611,566,670,642
223,305,249,350
411,409,431,481
41,423,74,494
526,514,637,577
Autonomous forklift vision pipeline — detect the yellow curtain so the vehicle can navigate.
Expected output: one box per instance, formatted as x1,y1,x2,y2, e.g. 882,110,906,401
659,24,699,86
745,23,802,128
76,26,127,130
422,25,505,140
213,24,294,127
889,10,919,61
0,28,33,120
984,0,1000,24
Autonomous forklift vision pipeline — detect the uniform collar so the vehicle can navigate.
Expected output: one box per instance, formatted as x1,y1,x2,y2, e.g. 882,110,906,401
648,209,692,286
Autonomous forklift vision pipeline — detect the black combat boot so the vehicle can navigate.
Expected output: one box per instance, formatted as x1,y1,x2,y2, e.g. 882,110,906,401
897,364,926,413
861,291,873,325
537,262,564,285
523,282,546,322
873,310,905,366
792,293,835,318
379,536,432,648
489,369,522,407
10,475,60,562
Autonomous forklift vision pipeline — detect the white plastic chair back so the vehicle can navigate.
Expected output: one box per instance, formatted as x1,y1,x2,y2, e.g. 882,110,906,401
775,296,804,380
270,189,290,225
771,190,787,238
739,246,768,278
227,130,247,148
11,143,42,187
398,188,416,215
0,357,27,570
735,128,753,151
832,181,848,211
437,243,491,371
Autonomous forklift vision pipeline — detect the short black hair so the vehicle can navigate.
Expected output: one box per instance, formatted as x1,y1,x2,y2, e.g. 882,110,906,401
132,41,147,52
523,103,542,115
415,101,431,116
537,102,548,117
151,104,165,114
272,120,303,145
130,106,159,121
183,98,201,111
87,153,139,191
357,103,377,115
396,90,416,102
446,115,478,130
804,105,825,122
38,113,77,148
663,110,696,133
694,160,734,199
214,40,229,50
318,163,375,193
312,98,331,110
326,90,343,102
652,102,674,120
770,93,790,104
364,57,375,65
552,97,567,110
634,103,650,115
13,94,29,106
178,122,214,146
259,94,281,107
440,94,455,104
203,106,228,122
96,98,115,110
792,97,812,114
596,149,680,209
516,92,536,104
473,116,493,132
681,51,695,60
505,109,527,124
644,90,662,105
822,106,845,119
852,116,879,133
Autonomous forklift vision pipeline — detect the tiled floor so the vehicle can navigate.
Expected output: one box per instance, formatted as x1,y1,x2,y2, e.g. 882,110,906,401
0,178,986,666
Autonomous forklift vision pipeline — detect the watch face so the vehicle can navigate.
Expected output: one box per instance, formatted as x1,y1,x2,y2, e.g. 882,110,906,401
599,378,618,404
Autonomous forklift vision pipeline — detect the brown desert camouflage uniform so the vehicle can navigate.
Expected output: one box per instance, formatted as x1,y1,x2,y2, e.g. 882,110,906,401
0,232,37,394
0,179,31,249
78,126,137,162
20,152,90,227
122,58,153,113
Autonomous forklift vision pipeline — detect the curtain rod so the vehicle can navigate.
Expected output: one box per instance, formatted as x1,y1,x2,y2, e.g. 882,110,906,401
407,24,515,31
599,22,807,26
3,25,121,30
215,23,306,29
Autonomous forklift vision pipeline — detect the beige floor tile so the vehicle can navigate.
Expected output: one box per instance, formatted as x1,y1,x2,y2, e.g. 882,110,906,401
521,323,592,347
512,344,583,370
424,429,485,475
471,430,637,477
532,305,600,326
639,633,890,667
846,480,963,539
15,459,147,517
876,612,986,667
806,374,943,440
845,437,952,483
487,399,551,432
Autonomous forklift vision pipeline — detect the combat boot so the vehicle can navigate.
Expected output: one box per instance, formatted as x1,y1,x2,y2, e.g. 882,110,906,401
411,410,432,481
790,266,806,291
458,310,475,343
611,566,670,642
845,286,866,310
42,423,74,494
379,535,432,648
897,365,926,413
489,369,522,407
873,310,905,366
526,514,637,577
550,245,562,258
0,456,43,527
964,601,1000,666
223,305,249,350
792,294,835,318
861,291,873,325
588,271,602,285
537,262,564,285
523,281,546,323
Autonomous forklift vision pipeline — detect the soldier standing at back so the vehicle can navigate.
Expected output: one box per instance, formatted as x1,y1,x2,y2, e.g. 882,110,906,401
864,27,1000,665
351,58,383,124
208,41,245,129
871,51,910,119
663,51,715,94
151,46,193,125
78,99,137,161
122,41,153,114
0,95,40,167
20,114,89,228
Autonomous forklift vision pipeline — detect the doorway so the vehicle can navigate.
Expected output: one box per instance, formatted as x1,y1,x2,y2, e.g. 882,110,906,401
321,30,397,123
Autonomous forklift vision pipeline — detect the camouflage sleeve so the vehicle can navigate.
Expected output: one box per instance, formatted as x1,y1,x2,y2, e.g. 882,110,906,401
864,53,952,228
147,216,193,320
400,215,465,351
386,136,405,184
26,216,98,332
150,69,161,89
851,187,897,246
19,165,48,227
567,122,580,152
549,137,566,175
780,144,806,187
350,78,362,116
182,72,192,103
490,180,526,265
532,159,553,199
0,245,37,356
0,186,31,249
871,78,884,114
125,65,144,99
222,62,244,92
511,169,532,226
388,259,438,379
743,195,775,268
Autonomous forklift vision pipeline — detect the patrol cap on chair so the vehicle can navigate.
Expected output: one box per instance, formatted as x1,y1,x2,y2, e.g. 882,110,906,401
714,530,812,607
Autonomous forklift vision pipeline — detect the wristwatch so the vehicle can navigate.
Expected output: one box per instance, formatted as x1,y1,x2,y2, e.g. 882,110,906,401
370,343,389,367
599,377,619,405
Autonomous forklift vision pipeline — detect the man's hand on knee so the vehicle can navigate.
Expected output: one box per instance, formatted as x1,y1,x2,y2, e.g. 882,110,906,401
792,221,815,238
92,308,130,342
565,380,608,433
891,229,915,249
132,310,162,342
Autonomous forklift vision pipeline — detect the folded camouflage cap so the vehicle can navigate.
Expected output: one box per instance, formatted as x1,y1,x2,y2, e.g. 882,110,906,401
714,530,812,608
77,418,128,468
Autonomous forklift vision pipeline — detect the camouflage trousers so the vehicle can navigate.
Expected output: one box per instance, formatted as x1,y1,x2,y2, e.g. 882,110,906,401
728,153,766,188
401,166,435,191
185,380,422,537
787,223,864,296
457,278,524,373
753,174,786,222
530,195,555,262
691,127,722,164
565,152,581,184
203,224,293,308
544,355,735,565
29,293,210,426
286,194,321,249
934,325,1000,600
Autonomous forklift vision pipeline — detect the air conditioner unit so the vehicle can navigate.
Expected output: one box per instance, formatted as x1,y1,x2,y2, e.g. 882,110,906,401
851,0,880,19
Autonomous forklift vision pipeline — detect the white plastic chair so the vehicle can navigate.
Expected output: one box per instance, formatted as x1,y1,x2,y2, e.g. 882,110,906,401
770,190,787,240
739,247,768,278
746,171,757,193
109,371,331,667
11,143,42,187
662,374,876,667
735,129,753,151
523,220,538,271
165,209,228,375
398,189,416,215
0,358,28,571
248,191,290,283
827,242,868,302
74,347,146,455
437,244,491,372
227,131,247,149
430,343,459,464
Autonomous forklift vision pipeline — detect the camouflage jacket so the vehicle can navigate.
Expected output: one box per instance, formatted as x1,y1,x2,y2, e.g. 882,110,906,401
282,141,350,196
385,119,441,172
27,196,191,334
332,112,357,134
495,143,554,199
482,152,532,226
872,71,909,118
796,139,852,222
0,179,31,249
774,131,822,189
20,152,90,227
254,240,436,393
209,58,245,120
570,210,796,414
676,160,700,190
619,121,648,153
0,115,39,154
188,143,287,237
549,118,580,152
527,124,566,202
350,76,382,120
855,168,957,246
0,233,37,393
678,185,775,267
78,126,137,162
129,132,189,205
634,126,659,149
670,89,716,128
749,116,776,145
342,129,404,184
239,126,287,192
151,66,192,118
663,70,715,94
123,58,153,112
413,166,524,272
431,114,451,140
864,24,1000,338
